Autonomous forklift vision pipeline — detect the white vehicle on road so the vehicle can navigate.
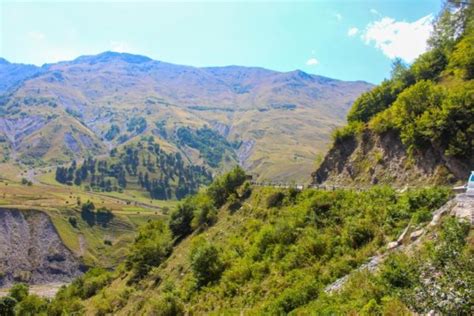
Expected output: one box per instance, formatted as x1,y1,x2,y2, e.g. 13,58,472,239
467,171,474,196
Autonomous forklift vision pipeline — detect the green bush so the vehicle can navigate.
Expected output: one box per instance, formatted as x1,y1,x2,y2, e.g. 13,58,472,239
127,220,172,280
266,191,285,208
169,203,194,239
207,166,246,207
347,80,399,123
411,48,447,81
447,32,474,79
190,241,225,287
8,283,29,302
148,293,184,316
0,296,17,316
391,80,445,151
14,294,47,316
331,121,365,143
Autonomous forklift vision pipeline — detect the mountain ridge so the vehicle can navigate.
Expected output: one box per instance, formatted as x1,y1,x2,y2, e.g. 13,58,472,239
0,51,372,183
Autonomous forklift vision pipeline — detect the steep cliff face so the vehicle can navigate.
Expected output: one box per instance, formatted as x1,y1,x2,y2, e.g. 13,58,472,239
313,130,469,187
0,209,83,286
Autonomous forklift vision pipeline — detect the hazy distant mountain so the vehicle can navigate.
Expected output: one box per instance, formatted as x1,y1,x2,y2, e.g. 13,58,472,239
0,58,43,94
0,52,372,181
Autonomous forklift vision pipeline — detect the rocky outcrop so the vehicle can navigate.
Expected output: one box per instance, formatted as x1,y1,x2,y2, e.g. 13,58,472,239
313,129,469,186
0,209,83,287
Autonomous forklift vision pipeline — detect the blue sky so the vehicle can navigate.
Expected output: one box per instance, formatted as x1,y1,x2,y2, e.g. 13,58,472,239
1,0,442,83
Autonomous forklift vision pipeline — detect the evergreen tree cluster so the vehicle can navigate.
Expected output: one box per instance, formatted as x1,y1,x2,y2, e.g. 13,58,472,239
176,126,235,168
56,138,213,200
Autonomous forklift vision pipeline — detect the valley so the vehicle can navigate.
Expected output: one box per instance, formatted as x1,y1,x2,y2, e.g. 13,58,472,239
0,0,473,315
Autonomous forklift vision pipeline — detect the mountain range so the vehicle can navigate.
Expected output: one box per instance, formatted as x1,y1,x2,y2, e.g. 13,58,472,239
0,52,372,181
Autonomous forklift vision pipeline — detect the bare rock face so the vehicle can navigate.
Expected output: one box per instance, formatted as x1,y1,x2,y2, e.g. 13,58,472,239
313,129,469,187
410,229,424,241
0,209,83,287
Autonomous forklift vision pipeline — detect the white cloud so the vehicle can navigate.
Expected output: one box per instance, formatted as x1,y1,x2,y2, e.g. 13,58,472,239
28,31,45,41
110,40,131,53
334,13,342,21
370,9,380,15
347,27,359,37
361,14,434,62
306,58,319,66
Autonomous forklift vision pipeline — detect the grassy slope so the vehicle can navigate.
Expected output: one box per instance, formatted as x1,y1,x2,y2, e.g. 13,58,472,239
77,185,452,314
0,163,176,267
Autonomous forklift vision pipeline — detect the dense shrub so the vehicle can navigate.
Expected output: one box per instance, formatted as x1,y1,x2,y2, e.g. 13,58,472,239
411,48,447,81
447,32,474,79
169,203,194,239
207,166,247,207
266,191,285,208
148,293,185,316
177,126,234,168
331,121,364,143
190,241,225,287
0,296,16,316
347,80,398,123
168,166,247,240
8,283,29,302
127,220,172,280
14,294,47,316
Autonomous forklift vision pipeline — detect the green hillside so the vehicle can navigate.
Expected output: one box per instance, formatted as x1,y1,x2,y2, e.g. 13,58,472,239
1,2,473,316
55,137,213,200
314,1,474,186
37,167,468,315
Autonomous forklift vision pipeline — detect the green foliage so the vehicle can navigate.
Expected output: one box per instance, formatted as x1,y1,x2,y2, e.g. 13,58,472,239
190,240,225,287
127,220,172,280
68,216,78,228
267,281,320,314
20,178,32,186
207,166,247,207
49,184,454,314
347,60,415,123
345,3,474,172
344,220,375,249
177,126,235,168
177,186,449,313
411,48,447,81
14,294,47,316
8,283,29,302
347,80,399,123
104,124,120,141
331,121,364,143
48,270,112,315
80,201,114,227
169,203,195,239
417,81,474,160
379,253,416,289
448,31,474,79
390,80,445,151
303,217,472,315
75,268,113,299
148,293,184,316
126,116,147,134
56,139,212,200
191,193,218,228
266,191,285,208
169,166,246,239
0,296,17,316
